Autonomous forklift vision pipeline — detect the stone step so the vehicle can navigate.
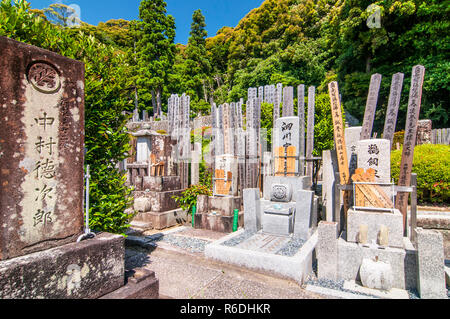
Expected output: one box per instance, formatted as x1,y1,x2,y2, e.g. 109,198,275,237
130,221,153,230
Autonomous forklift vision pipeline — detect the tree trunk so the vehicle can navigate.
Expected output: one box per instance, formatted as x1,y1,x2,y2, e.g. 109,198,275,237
203,80,208,102
151,89,157,118
366,56,372,73
156,86,162,118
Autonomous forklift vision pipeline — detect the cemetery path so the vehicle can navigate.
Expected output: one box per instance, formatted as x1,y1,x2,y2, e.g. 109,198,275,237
125,226,330,300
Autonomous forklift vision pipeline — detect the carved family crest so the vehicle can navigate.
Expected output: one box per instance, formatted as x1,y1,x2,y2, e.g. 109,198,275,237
28,62,61,94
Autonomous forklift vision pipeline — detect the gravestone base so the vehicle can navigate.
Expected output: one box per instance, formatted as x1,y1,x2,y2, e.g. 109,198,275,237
134,189,185,213
194,196,243,233
100,268,159,299
347,208,404,248
205,229,318,285
131,176,187,230
317,222,418,291
194,212,244,233
260,200,295,236
133,208,187,230
0,233,127,299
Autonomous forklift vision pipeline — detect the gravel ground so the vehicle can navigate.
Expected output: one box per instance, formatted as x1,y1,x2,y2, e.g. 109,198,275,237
276,237,306,257
146,233,210,253
222,231,256,247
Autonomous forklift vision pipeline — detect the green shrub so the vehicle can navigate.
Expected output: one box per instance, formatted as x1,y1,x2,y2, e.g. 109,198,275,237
391,144,450,204
173,184,212,214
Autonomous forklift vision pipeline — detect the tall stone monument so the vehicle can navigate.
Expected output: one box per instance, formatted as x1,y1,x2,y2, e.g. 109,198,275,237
0,36,158,299
0,36,85,259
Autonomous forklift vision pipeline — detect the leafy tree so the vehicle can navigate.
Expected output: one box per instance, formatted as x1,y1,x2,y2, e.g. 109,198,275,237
43,3,81,27
133,0,176,117
183,9,212,105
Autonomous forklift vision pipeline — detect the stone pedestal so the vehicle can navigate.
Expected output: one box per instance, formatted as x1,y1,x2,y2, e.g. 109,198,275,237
417,228,447,299
0,233,124,299
132,176,187,230
261,201,295,236
347,208,404,248
194,196,243,233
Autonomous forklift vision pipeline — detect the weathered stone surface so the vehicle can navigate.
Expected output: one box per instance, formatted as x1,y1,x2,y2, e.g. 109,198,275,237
0,233,124,299
134,190,184,213
142,176,181,192
383,73,404,145
416,119,432,145
0,36,85,260
416,228,446,299
337,237,418,290
134,197,152,213
293,190,314,240
243,188,262,233
322,150,339,222
360,74,382,140
262,206,295,237
345,126,362,177
133,209,187,230
317,222,339,281
196,195,209,214
359,258,394,291
356,139,391,183
270,184,293,203
101,268,159,299
395,65,426,224
194,212,244,233
347,208,404,248
208,196,241,217
305,86,315,179
263,176,311,201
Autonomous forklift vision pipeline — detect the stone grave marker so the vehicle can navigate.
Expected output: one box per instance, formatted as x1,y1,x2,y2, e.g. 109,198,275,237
282,86,294,117
383,73,404,146
360,74,382,140
395,65,426,226
356,139,391,183
258,86,264,101
345,127,362,178
306,86,316,179
273,117,300,176
269,84,276,105
223,103,235,155
245,98,260,188
274,83,282,124
416,120,432,145
298,85,306,174
0,36,84,260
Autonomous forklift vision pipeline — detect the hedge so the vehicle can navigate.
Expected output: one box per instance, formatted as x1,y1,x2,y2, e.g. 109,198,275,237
391,144,450,204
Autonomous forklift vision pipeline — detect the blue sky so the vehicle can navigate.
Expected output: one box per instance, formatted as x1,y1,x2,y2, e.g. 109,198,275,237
26,0,264,44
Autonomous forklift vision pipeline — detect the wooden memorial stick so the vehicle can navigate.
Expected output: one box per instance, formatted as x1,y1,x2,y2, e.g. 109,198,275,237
354,168,366,207
215,169,225,195
286,146,296,177
150,154,156,176
396,65,426,228
352,168,394,209
275,147,285,177
224,171,233,195
328,82,352,216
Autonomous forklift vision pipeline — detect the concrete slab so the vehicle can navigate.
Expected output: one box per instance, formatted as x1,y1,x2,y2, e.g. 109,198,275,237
236,233,291,254
147,251,223,299
205,229,317,285
343,280,409,299
305,284,374,299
